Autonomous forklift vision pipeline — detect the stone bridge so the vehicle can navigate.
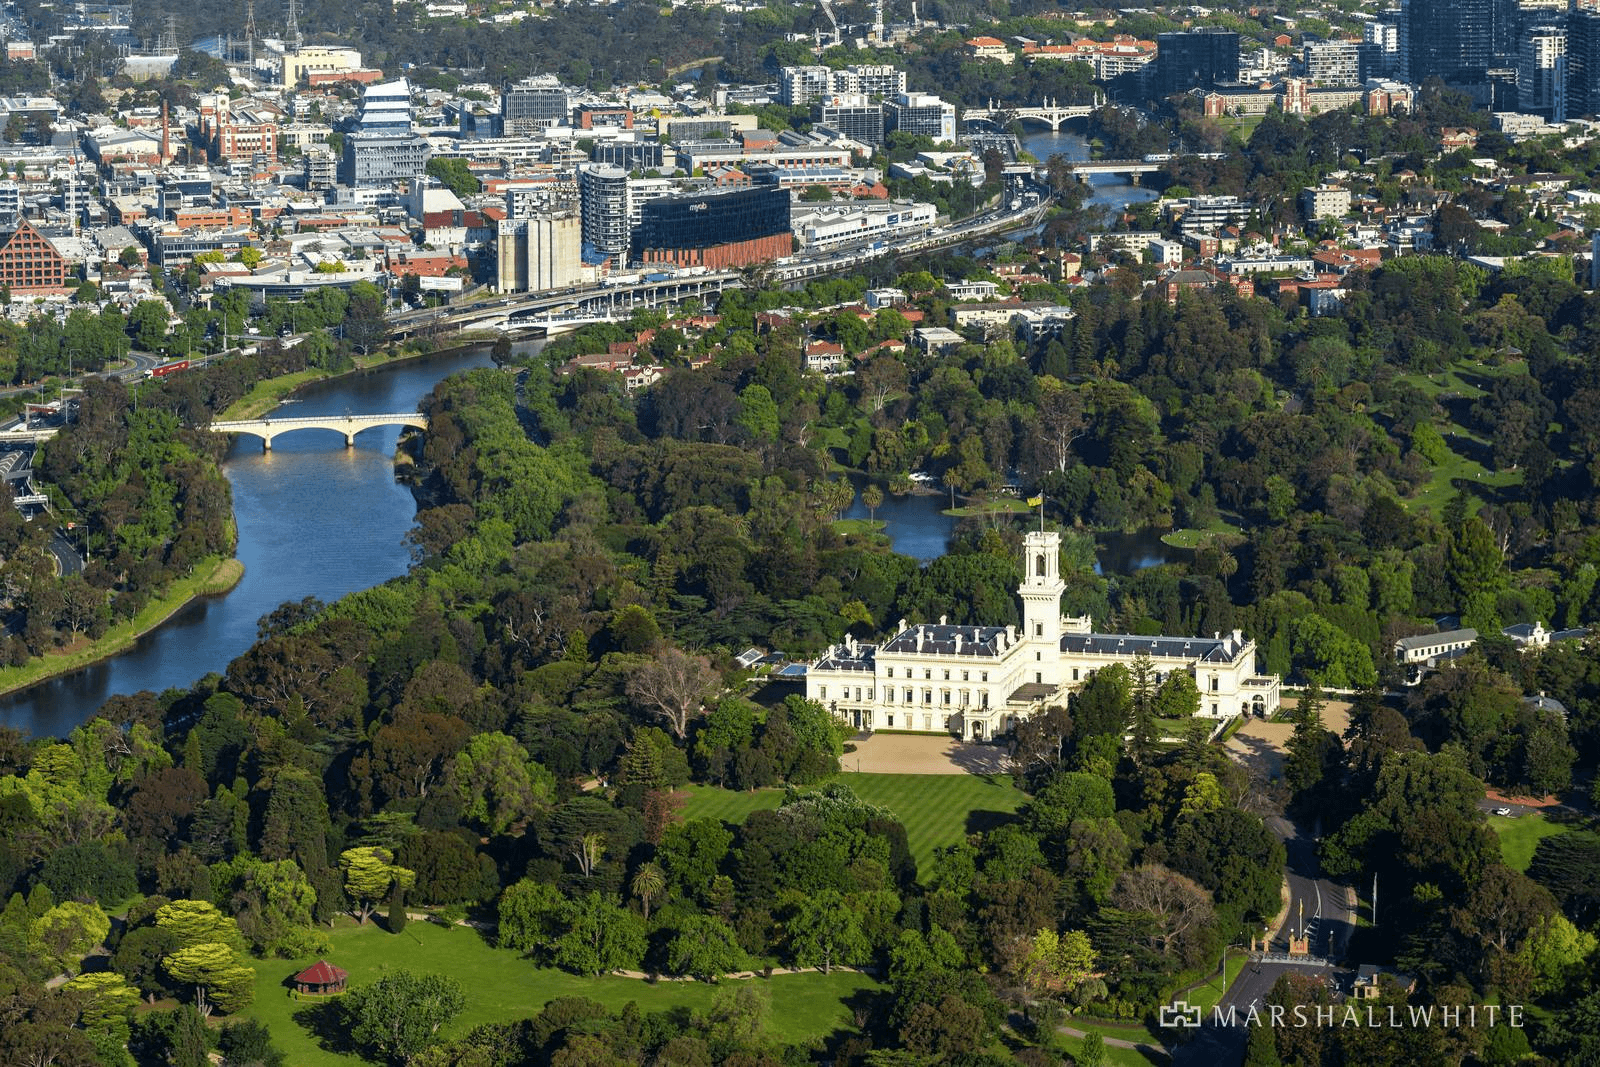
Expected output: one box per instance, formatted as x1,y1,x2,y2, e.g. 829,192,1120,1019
210,412,429,451
963,94,1102,131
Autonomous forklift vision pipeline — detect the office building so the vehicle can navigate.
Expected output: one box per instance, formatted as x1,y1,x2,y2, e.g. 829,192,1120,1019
884,92,957,142
1570,8,1600,117
1400,0,1496,86
1151,28,1240,98
497,210,581,293
1519,24,1566,117
1364,20,1401,77
593,140,665,171
1303,40,1364,86
339,80,429,187
818,94,885,144
578,163,630,257
502,75,571,136
632,187,792,269
0,181,18,222
806,531,1281,737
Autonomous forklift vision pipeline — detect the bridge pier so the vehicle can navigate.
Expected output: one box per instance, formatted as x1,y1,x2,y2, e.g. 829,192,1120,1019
261,436,272,453
345,433,356,448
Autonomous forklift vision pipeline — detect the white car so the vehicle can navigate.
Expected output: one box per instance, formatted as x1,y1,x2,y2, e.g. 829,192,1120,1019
1493,807,1513,816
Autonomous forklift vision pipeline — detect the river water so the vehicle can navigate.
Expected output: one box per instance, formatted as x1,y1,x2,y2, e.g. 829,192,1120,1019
0,346,501,738
1018,128,1162,215
3,130,1157,736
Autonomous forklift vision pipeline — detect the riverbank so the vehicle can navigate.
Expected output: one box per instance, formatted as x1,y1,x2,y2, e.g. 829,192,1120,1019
219,341,463,421
0,556,245,701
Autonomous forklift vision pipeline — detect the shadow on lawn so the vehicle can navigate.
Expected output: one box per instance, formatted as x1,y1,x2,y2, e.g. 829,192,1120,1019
292,997,358,1056
965,808,1017,836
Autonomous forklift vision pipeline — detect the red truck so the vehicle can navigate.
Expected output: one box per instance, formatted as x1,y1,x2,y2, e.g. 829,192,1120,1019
146,359,191,379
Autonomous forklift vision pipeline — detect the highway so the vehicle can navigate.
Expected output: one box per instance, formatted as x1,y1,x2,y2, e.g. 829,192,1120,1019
385,192,1051,337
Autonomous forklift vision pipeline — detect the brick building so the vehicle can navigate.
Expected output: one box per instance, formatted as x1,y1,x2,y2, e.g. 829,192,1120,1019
0,221,68,291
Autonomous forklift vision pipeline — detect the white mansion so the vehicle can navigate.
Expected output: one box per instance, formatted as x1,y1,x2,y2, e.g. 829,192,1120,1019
805,531,1282,738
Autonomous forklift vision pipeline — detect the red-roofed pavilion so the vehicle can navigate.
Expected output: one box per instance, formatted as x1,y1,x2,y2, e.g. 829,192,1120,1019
291,961,349,995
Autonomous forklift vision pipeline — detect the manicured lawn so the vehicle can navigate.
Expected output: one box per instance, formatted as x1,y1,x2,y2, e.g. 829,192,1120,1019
240,920,879,1065
1405,430,1521,516
1489,813,1572,872
678,783,786,826
1160,520,1242,549
680,773,1025,878
831,517,887,537
944,498,1033,517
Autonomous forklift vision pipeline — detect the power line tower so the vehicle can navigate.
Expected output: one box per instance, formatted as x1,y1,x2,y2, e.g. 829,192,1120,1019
155,14,178,55
286,0,303,54
244,0,257,66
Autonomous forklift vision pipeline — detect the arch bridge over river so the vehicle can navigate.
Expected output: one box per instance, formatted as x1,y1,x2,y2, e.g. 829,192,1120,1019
209,412,428,451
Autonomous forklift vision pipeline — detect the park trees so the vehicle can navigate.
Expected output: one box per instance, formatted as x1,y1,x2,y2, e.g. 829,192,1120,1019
339,847,416,926
625,647,720,739
667,915,743,980
552,893,646,976
446,731,555,835
1020,927,1098,1004
343,970,465,1064
788,889,871,974
154,900,254,1016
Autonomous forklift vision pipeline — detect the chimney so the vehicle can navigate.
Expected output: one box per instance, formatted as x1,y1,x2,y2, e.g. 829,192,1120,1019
939,614,947,625
955,634,963,653
1007,625,1017,644
1232,629,1243,646
916,629,925,652
898,618,907,632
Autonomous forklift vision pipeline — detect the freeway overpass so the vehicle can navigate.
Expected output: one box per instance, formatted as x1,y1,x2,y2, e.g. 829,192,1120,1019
386,199,1050,339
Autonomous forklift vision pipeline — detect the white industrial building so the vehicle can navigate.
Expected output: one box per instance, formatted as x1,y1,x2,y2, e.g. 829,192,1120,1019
791,201,936,250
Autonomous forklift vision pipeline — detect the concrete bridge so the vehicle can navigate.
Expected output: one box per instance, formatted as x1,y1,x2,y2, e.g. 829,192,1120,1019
1062,158,1165,182
963,95,1101,131
210,412,429,451
0,426,61,445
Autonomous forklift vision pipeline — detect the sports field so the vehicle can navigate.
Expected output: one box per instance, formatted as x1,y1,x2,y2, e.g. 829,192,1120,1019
680,770,1026,876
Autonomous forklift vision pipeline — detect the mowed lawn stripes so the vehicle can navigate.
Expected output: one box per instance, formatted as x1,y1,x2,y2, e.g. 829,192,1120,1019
679,772,1026,878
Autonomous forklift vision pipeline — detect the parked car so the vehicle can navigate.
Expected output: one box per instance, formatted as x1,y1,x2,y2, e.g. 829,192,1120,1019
1493,806,1513,816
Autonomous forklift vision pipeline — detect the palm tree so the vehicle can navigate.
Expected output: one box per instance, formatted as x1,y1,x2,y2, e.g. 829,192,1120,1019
631,862,665,921
862,484,884,521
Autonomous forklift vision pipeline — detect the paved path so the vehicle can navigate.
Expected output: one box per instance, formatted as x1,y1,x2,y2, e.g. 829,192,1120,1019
1224,698,1351,779
843,732,1011,775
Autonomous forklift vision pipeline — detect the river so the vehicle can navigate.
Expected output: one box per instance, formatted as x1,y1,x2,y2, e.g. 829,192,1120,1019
3,130,1151,736
1018,127,1163,213
0,345,510,738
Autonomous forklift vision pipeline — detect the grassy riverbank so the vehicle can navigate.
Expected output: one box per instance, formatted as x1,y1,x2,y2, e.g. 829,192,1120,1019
0,556,244,701
219,344,452,421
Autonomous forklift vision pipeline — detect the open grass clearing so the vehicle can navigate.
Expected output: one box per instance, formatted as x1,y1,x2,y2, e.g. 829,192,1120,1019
1489,812,1573,872
239,919,879,1065
679,771,1025,878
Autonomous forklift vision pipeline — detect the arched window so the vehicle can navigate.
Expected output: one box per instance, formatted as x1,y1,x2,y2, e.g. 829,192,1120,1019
1036,553,1046,576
